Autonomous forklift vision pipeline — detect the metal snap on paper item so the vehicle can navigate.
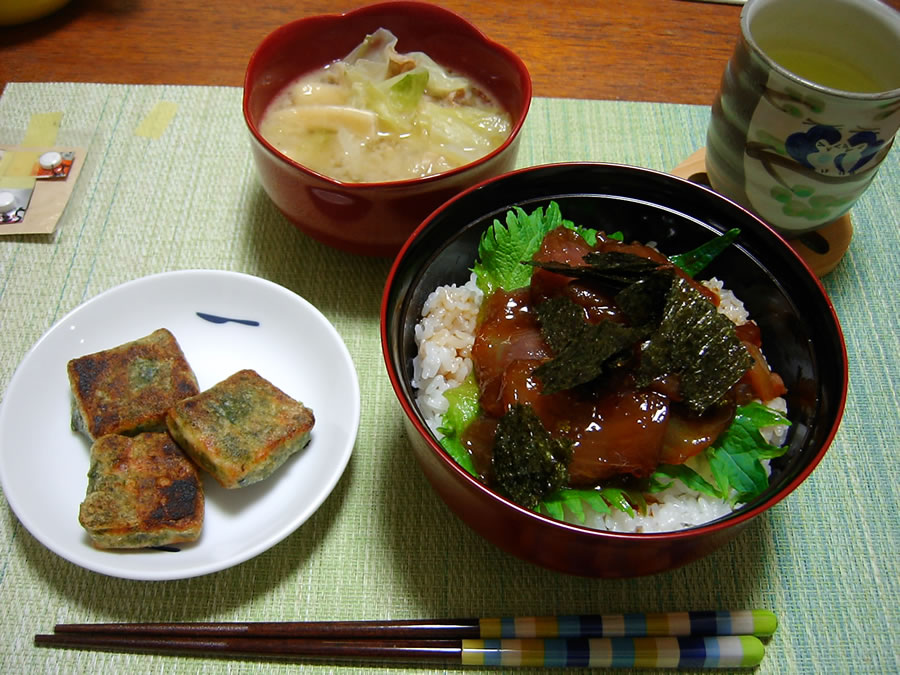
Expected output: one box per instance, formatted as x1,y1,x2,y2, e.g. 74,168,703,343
0,144,85,233
0,191,16,213
35,150,75,180
0,187,31,224
39,151,63,170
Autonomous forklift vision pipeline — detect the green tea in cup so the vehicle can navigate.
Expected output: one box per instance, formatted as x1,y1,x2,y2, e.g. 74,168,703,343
706,0,900,237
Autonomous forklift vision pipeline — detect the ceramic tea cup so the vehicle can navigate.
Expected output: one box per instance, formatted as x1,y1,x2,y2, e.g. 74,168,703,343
706,0,900,238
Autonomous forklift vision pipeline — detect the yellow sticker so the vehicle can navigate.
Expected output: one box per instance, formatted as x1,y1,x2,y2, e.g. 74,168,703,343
22,112,63,147
135,101,178,139
0,149,12,177
0,151,40,189
0,175,37,190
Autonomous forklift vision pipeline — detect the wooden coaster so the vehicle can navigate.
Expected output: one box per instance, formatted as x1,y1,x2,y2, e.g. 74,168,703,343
670,148,852,277
670,148,710,185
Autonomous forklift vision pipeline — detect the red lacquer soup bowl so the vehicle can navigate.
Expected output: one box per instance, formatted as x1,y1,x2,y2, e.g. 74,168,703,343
243,1,531,257
381,162,847,577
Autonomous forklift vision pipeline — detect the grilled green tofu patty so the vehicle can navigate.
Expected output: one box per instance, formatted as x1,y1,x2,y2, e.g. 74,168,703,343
68,328,200,440
79,432,204,549
166,369,315,489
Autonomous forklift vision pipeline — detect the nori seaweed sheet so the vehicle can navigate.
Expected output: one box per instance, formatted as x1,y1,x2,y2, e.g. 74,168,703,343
526,251,665,289
528,254,752,413
533,296,644,394
634,275,754,413
614,269,675,328
492,404,571,510
534,295,589,353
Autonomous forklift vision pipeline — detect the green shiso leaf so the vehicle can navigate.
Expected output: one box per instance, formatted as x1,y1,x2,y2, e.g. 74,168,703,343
562,221,600,246
705,402,790,503
436,375,480,477
472,201,593,296
543,498,565,521
472,205,561,296
547,490,600,521
541,487,642,522
492,404,571,511
439,435,478,478
670,228,741,277
650,463,720,498
734,400,791,433
437,374,481,439
599,487,636,518
708,440,770,503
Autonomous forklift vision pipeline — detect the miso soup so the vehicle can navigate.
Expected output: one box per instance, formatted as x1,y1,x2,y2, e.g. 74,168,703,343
259,29,513,183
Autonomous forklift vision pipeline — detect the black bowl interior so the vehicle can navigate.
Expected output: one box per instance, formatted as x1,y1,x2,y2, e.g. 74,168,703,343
384,162,847,525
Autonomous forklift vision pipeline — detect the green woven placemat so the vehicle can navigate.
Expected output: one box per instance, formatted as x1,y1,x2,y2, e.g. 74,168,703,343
0,82,897,674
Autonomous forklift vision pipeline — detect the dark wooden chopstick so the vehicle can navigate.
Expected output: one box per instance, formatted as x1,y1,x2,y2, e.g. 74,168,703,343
37,612,776,668
34,632,768,668
35,633,461,664
51,610,777,639
52,617,482,640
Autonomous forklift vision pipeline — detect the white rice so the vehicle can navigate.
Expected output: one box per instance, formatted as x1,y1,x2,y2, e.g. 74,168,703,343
705,276,750,325
412,272,483,436
591,480,736,533
411,273,788,532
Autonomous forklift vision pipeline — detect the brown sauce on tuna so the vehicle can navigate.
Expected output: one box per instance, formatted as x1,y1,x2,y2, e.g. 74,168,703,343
461,227,785,488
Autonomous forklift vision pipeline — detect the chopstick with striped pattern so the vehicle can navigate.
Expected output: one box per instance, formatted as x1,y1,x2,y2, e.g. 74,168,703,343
50,610,777,640
34,634,767,668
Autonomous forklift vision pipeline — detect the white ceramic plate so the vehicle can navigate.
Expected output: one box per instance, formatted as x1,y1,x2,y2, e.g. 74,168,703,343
0,270,360,580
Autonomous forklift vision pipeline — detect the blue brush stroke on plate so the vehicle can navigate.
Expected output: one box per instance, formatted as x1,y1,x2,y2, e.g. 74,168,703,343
196,312,260,327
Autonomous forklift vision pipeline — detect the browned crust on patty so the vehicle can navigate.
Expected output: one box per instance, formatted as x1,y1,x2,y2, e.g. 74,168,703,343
78,432,204,549
166,369,315,489
67,328,200,439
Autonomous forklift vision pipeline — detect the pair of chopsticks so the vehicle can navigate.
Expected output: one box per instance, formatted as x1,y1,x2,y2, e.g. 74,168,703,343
35,610,775,668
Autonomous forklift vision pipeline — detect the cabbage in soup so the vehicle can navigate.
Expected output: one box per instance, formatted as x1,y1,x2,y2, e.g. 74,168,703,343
258,29,513,183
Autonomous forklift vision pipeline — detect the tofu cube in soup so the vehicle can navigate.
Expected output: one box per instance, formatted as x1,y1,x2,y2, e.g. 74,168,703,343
67,328,200,440
79,432,204,549
166,370,315,489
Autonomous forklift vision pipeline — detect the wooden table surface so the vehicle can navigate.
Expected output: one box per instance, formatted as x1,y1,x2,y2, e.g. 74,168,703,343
5,0,900,104
4,0,899,101
0,0,751,105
